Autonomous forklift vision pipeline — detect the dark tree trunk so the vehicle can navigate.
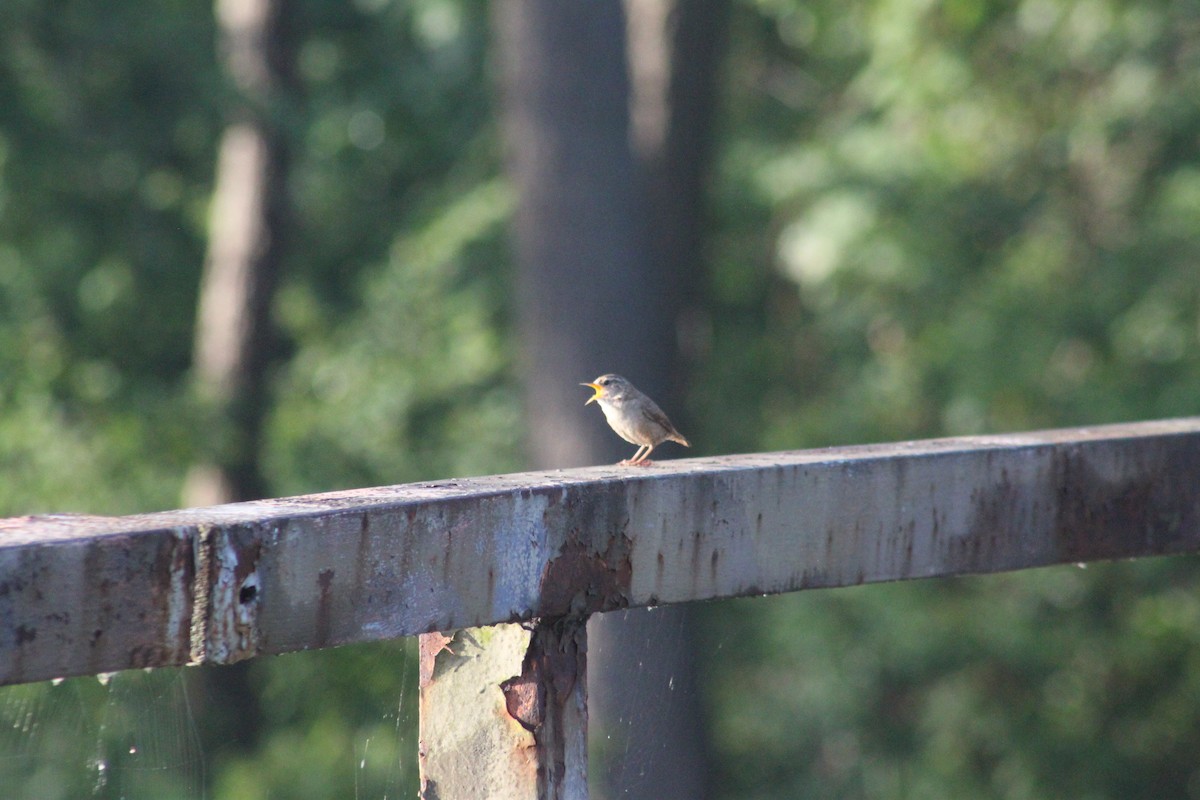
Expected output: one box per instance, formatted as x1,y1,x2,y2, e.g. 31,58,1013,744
627,0,728,389
493,2,726,797
493,0,668,469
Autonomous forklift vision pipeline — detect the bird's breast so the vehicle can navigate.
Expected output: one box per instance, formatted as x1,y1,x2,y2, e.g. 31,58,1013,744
597,400,650,445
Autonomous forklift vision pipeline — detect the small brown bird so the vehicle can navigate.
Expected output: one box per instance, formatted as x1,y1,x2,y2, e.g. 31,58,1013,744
581,374,690,466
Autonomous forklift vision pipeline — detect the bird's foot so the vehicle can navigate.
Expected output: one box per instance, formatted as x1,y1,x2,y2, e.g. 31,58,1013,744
618,459,654,467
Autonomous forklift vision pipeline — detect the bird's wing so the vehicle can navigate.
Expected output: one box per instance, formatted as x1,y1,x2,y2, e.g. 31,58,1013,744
645,403,690,447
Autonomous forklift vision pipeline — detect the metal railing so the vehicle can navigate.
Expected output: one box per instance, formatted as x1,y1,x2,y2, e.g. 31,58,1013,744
4,418,1200,798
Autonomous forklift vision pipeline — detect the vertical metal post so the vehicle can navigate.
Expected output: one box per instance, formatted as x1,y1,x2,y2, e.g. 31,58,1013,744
419,618,588,800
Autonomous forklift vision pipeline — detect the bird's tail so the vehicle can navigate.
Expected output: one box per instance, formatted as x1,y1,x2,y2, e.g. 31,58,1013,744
670,433,690,447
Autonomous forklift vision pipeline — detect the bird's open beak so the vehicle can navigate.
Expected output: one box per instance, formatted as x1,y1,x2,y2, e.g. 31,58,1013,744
581,382,603,405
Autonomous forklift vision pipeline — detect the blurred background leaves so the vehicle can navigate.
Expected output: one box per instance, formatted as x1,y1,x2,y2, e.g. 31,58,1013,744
1,0,1199,797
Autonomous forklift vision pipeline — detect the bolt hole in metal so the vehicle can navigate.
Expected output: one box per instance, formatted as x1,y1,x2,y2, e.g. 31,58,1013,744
239,580,258,605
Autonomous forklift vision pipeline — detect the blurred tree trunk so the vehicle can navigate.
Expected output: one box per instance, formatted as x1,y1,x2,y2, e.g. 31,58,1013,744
626,0,727,375
186,0,293,756
493,0,663,464
184,0,291,508
493,1,726,798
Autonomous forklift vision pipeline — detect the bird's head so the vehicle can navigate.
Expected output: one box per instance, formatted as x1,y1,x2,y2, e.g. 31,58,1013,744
581,374,630,405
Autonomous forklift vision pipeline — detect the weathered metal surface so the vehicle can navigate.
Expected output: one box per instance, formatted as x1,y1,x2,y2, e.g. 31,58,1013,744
3,418,1200,686
0,516,193,684
418,620,587,800
418,624,538,799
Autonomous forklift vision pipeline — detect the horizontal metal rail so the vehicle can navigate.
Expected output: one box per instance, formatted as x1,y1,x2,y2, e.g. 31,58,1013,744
3,417,1200,688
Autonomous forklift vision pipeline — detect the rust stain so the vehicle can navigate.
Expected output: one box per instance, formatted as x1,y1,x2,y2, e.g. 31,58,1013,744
166,532,196,661
500,671,544,732
690,529,704,589
315,568,335,646
536,532,632,617
499,618,586,796
961,436,1200,570
1049,442,1195,561
136,530,196,665
353,512,374,610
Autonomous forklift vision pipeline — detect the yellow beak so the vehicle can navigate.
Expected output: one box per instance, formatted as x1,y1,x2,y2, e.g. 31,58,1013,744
581,382,603,405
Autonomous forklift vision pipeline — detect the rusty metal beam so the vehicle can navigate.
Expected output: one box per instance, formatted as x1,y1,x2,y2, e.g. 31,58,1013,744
3,418,1200,687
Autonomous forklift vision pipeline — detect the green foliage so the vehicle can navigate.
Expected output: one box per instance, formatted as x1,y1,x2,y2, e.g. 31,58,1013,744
698,1,1200,797
0,0,216,513
705,559,1200,799
0,669,206,800
698,0,1200,454
0,0,504,514
266,177,521,493
211,641,419,800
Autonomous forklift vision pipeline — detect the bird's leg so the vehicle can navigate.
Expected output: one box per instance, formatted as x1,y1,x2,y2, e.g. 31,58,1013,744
631,443,656,466
620,444,649,465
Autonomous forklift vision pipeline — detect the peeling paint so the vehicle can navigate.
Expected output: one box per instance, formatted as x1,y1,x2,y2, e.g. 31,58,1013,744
191,524,261,665
537,534,632,618
498,619,588,799
418,624,540,799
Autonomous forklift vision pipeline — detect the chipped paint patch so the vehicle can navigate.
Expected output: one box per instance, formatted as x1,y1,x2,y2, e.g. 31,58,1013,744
499,618,588,798
191,524,262,664
418,624,538,799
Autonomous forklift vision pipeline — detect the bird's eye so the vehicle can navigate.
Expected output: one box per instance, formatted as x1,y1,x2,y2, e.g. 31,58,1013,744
599,378,609,385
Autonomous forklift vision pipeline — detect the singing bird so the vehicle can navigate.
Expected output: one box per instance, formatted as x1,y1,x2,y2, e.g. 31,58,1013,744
581,374,690,465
